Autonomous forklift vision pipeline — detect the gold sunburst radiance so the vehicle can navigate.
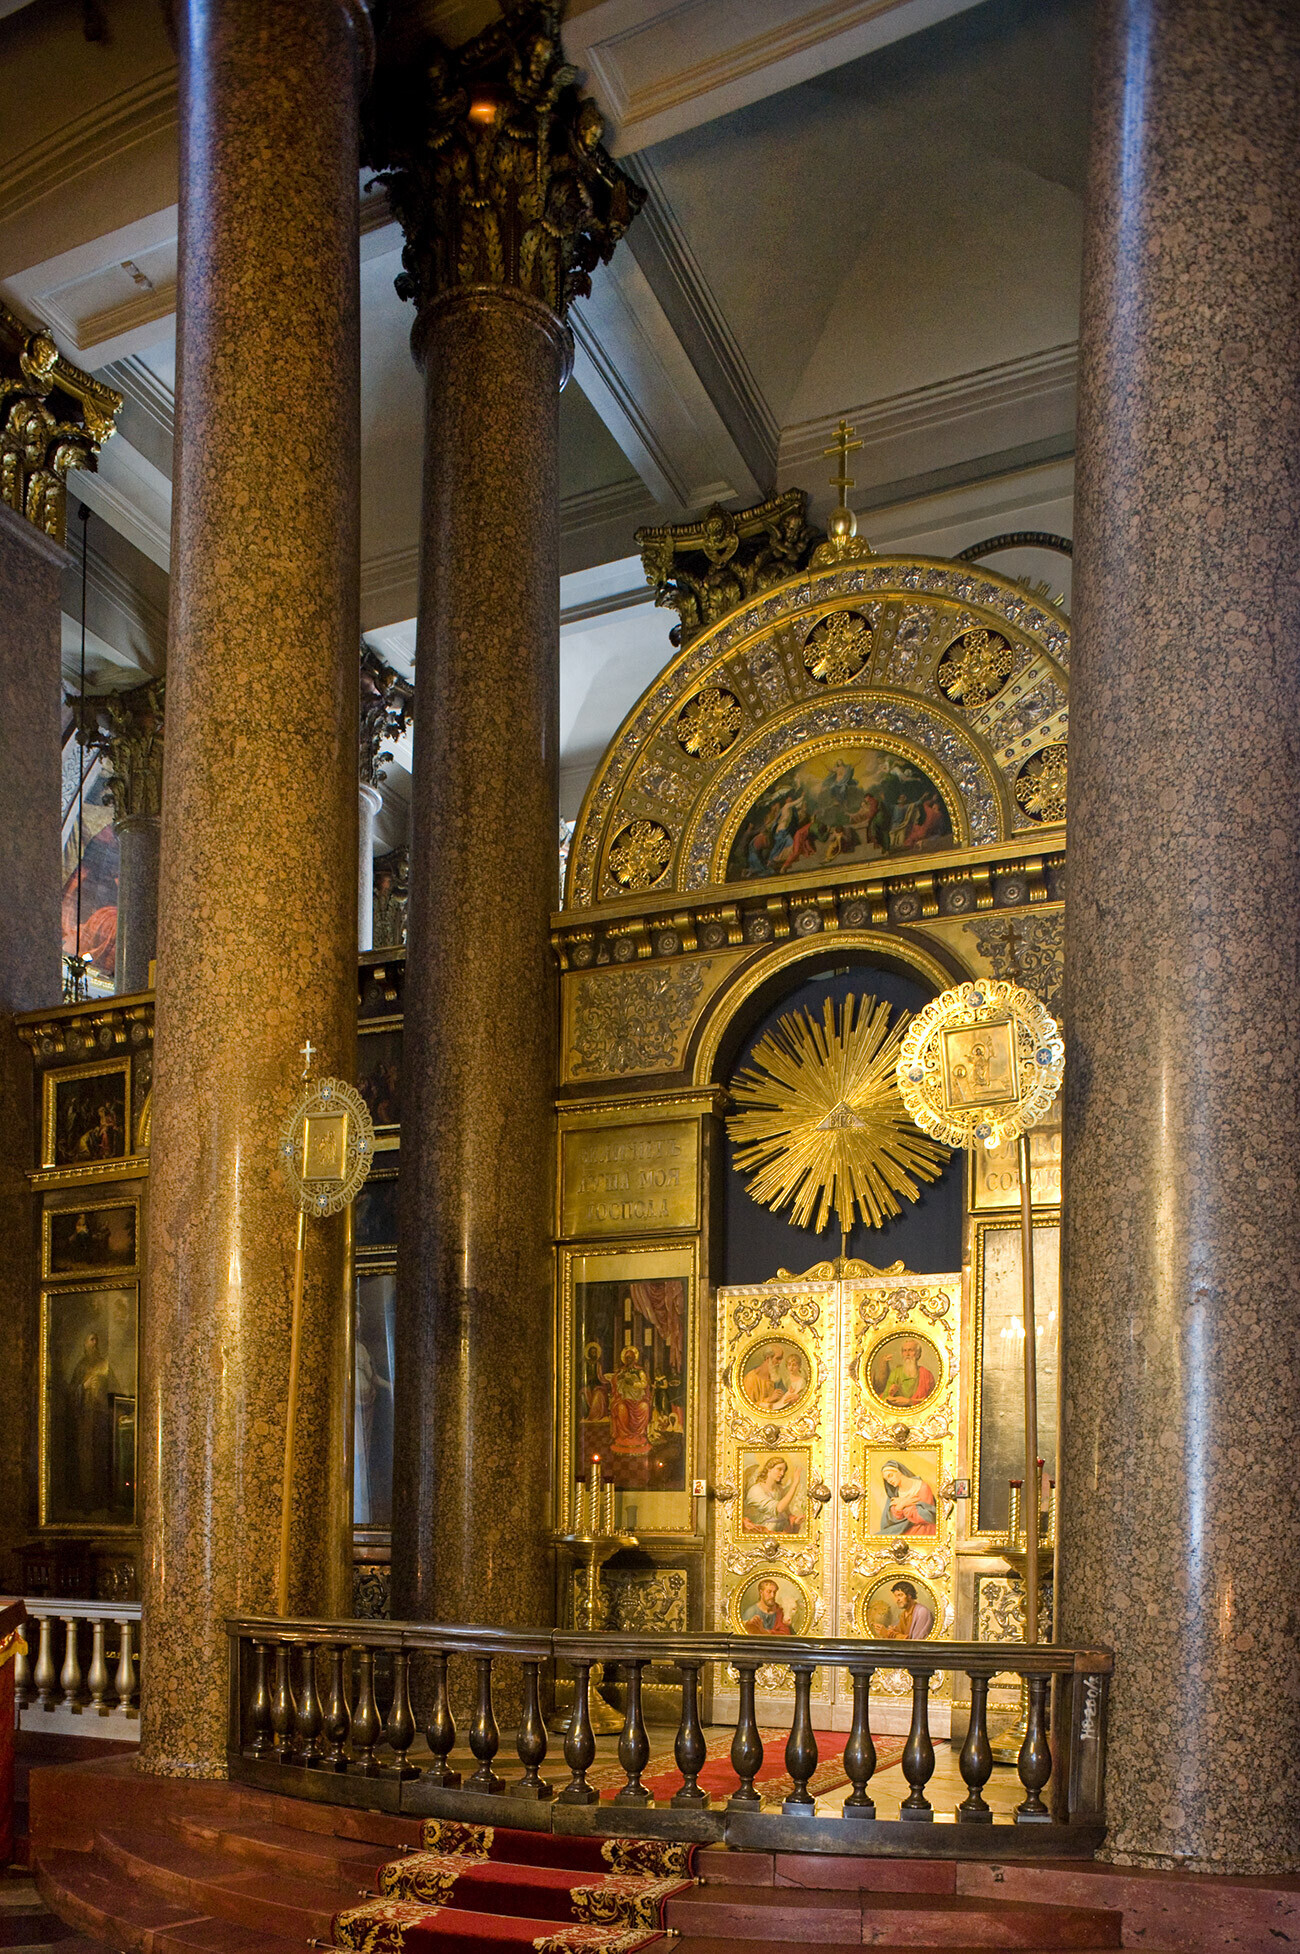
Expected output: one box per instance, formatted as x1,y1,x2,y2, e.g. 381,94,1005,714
727,993,950,1234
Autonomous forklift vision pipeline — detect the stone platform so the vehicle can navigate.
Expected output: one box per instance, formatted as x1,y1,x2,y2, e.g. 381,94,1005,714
26,1757,1300,1952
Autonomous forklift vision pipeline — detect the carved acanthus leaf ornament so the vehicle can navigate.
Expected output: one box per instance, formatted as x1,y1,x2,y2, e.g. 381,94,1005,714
362,3,645,322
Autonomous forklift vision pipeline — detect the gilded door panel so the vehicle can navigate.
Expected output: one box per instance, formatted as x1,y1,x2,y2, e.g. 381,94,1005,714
838,1274,960,1733
713,1279,840,1715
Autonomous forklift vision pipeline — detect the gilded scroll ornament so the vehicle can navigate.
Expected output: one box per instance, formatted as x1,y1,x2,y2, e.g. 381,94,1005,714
963,914,1064,1023
728,993,949,1234
1014,742,1067,821
570,962,709,1078
636,491,821,647
802,610,870,685
608,819,672,892
676,685,742,760
896,979,1064,1150
0,300,121,544
362,5,644,323
937,627,1013,708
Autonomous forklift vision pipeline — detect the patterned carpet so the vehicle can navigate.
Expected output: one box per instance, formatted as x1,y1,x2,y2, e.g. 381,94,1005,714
585,1726,908,1802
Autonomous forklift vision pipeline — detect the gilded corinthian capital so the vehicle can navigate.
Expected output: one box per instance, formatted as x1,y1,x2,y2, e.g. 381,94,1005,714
362,2,644,323
73,678,165,823
0,301,121,544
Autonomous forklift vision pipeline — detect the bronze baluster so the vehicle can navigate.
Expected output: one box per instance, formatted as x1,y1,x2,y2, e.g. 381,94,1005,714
295,1643,324,1765
466,1655,504,1793
842,1665,876,1819
728,1662,763,1809
1015,1673,1053,1823
247,1641,272,1756
615,1657,651,1805
385,1649,419,1780
323,1646,349,1771
423,1651,460,1786
782,1662,819,1812
900,1669,935,1820
957,1673,994,1823
349,1646,381,1776
270,1643,295,1761
513,1658,551,1800
671,1659,708,1809
557,1660,598,1805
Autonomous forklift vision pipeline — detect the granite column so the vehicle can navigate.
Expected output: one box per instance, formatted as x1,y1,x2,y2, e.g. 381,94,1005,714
1060,0,1300,1871
363,6,643,1625
140,0,368,1775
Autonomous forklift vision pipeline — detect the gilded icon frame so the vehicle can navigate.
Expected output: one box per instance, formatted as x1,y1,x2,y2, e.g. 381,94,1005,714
969,1213,1061,1539
42,1194,139,1284
557,1238,698,1541
728,1562,816,1639
42,1060,131,1170
858,1567,942,1642
734,1443,814,1546
39,1280,139,1532
860,1326,945,1417
730,1327,818,1425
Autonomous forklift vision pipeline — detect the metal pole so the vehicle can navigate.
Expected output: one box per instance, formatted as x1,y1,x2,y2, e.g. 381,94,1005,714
1018,1132,1039,1644
276,1206,308,1617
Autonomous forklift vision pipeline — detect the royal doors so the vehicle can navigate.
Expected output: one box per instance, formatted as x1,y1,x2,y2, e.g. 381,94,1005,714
710,1264,960,1733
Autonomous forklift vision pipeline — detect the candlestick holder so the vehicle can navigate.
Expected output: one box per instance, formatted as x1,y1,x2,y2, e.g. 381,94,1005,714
549,1463,637,1736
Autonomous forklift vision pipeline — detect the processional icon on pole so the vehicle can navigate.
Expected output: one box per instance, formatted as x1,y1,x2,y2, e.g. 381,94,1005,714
275,1039,375,1618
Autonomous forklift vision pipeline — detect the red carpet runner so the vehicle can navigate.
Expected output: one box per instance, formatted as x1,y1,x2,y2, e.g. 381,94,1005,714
332,1820,696,1954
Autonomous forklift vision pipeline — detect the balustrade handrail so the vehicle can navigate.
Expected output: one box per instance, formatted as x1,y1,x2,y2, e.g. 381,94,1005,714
23,1598,141,1623
225,1613,1112,1854
230,1614,1110,1678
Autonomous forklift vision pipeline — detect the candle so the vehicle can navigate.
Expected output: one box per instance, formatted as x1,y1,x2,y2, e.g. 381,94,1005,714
574,1481,585,1536
603,1478,614,1535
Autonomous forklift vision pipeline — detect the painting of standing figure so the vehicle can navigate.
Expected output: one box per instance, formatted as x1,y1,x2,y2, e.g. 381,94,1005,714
41,1285,137,1528
575,1276,687,1491
724,745,955,881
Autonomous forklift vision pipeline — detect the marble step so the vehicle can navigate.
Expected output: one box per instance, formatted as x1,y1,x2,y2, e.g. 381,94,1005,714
173,1815,386,1886
92,1826,356,1943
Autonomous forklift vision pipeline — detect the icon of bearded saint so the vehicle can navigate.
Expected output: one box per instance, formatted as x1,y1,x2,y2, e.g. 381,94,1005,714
873,1335,936,1407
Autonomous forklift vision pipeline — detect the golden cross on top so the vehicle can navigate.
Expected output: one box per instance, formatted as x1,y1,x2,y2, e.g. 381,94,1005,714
823,418,862,509
299,1039,316,1077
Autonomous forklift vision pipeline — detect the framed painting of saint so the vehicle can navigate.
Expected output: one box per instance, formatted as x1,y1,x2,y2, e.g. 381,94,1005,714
730,1567,812,1638
560,1242,696,1537
860,1570,941,1642
863,1329,943,1414
732,1332,816,1422
42,1062,131,1170
357,1022,402,1132
43,1197,138,1282
354,1268,395,1530
40,1283,138,1530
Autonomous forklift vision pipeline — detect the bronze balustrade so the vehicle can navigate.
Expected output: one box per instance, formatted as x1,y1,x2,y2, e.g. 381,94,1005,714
225,1617,1110,1858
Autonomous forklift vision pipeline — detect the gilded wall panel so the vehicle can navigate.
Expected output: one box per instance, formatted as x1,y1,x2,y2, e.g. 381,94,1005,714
561,951,743,1083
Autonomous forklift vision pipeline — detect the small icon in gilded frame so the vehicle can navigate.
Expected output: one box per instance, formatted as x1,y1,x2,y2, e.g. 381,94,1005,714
939,1019,1019,1111
862,1328,944,1415
732,1331,816,1422
736,1445,813,1542
860,1569,941,1642
730,1565,814,1638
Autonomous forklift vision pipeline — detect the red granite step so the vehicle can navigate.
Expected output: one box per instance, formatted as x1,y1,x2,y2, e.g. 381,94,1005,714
174,1815,385,1885
668,1882,1123,1947
35,1848,213,1952
91,1826,355,1942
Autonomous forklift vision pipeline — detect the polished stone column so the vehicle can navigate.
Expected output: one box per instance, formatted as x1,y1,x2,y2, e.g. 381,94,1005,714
140,0,369,1776
1060,0,1300,1873
363,5,642,1626
74,679,164,994
0,309,119,1591
358,783,382,952
0,505,67,1593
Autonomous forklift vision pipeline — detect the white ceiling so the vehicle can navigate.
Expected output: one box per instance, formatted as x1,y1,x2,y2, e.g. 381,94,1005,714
0,0,1090,842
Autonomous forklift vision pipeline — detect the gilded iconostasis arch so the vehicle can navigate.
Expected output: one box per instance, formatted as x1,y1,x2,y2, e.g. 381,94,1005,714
564,549,1068,912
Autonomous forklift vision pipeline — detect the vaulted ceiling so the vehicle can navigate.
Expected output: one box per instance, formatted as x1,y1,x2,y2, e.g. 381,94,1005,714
0,0,1091,828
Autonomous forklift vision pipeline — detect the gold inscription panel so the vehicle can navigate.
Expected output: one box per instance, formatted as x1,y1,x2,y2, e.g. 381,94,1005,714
560,1120,700,1239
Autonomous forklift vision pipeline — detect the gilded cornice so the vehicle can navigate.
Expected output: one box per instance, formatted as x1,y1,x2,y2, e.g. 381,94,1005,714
0,300,121,544
72,678,165,823
362,1,644,331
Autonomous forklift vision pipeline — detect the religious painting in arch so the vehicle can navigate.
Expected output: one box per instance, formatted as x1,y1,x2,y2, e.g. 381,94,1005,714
575,1276,687,1494
723,744,956,883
